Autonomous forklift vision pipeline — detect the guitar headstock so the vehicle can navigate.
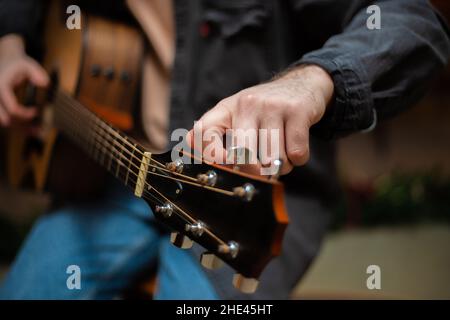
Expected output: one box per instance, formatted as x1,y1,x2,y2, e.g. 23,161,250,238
142,150,289,293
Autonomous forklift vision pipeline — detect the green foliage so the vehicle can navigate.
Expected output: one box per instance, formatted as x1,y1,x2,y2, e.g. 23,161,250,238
332,170,450,229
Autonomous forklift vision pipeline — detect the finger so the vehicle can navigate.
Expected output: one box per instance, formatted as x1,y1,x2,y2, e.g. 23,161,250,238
285,115,310,166
259,117,293,175
0,103,11,126
230,115,259,165
24,59,49,87
188,99,234,163
0,85,37,119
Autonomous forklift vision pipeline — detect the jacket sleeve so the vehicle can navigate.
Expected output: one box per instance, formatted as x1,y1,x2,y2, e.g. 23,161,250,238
0,0,45,56
292,0,450,139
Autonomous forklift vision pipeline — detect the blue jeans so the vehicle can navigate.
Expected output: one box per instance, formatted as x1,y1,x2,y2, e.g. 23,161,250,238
0,182,218,299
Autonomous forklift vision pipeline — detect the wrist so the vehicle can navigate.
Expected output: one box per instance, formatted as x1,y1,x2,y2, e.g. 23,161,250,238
282,64,334,108
0,34,26,60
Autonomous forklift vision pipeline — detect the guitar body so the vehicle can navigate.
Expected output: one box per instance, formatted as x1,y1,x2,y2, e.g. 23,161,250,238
6,1,144,198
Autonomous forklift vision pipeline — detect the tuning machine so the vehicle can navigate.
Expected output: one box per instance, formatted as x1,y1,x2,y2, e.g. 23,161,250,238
197,170,217,186
218,241,239,259
232,274,259,294
155,202,174,218
170,232,193,249
200,252,224,270
185,221,206,237
166,158,184,173
233,183,256,202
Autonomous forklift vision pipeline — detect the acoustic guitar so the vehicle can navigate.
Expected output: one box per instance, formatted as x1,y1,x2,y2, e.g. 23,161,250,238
4,1,288,293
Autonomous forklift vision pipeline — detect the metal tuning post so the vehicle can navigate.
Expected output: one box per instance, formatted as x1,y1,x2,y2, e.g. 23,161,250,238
232,274,259,294
218,241,239,259
170,232,193,249
200,252,224,270
166,158,184,173
185,221,206,237
197,170,217,187
233,183,256,202
155,202,174,218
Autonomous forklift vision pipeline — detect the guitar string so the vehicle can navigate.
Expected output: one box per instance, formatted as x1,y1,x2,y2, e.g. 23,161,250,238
56,92,236,196
58,90,255,190
55,105,227,246
58,92,207,182
55,92,236,196
54,103,200,225
56,98,236,197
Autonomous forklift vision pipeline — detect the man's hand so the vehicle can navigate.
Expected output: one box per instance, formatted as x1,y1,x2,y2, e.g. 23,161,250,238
0,34,49,126
187,64,334,175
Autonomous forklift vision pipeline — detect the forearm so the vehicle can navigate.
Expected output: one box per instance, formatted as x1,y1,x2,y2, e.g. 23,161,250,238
294,0,450,139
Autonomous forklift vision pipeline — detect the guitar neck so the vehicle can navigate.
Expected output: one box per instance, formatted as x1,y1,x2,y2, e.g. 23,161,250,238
53,91,151,197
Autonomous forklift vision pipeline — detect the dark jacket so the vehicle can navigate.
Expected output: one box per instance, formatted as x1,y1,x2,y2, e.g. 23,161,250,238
1,0,449,299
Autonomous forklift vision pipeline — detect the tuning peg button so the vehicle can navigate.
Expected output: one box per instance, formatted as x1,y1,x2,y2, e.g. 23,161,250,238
200,252,224,270
170,232,193,249
232,274,259,294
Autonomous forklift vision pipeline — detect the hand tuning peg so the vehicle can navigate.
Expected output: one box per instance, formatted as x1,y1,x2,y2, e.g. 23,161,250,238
200,252,224,270
170,232,193,249
232,274,259,294
226,146,253,170
269,159,283,180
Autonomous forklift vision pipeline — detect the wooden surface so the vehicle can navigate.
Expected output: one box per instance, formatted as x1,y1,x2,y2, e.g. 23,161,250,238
77,15,143,131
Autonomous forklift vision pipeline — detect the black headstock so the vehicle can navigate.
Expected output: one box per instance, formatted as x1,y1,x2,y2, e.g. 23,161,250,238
141,150,289,293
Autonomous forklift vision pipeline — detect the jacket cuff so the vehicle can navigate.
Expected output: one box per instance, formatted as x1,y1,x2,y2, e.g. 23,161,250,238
294,52,376,139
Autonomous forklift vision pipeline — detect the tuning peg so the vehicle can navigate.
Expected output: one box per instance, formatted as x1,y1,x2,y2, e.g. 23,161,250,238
185,221,206,237
200,252,224,270
232,274,259,294
155,203,174,218
269,159,283,180
170,232,193,249
218,241,239,258
166,158,184,173
232,183,256,202
197,170,217,187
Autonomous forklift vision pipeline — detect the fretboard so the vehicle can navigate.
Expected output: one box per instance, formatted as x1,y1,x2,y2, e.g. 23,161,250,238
53,91,151,195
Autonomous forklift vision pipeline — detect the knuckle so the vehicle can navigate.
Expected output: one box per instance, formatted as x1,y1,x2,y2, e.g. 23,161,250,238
284,99,301,112
238,93,257,107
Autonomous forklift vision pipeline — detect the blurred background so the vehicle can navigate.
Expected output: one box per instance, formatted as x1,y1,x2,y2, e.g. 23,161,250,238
292,0,450,298
0,1,449,300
